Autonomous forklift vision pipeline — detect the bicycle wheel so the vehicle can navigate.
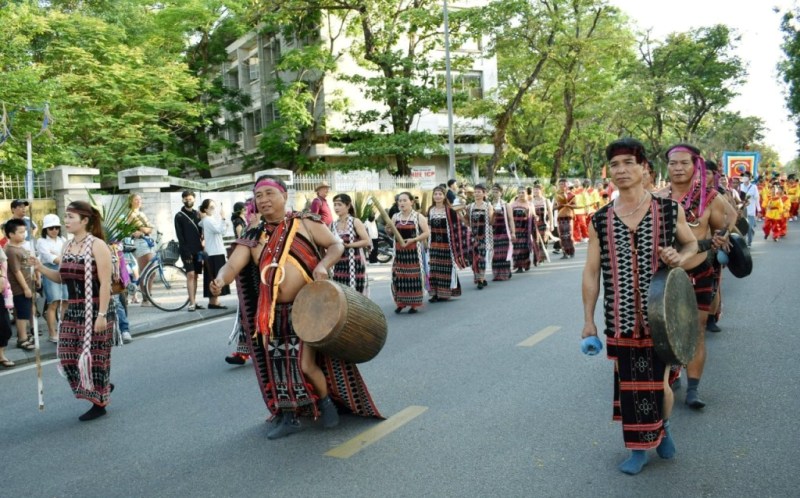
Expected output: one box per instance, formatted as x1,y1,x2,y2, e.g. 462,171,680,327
143,263,189,312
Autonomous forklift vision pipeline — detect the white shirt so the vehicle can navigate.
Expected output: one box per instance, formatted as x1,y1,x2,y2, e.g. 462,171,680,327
36,236,67,265
738,182,760,216
199,216,228,256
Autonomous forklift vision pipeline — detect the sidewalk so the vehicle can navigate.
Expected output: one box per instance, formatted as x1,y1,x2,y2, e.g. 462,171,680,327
4,292,239,367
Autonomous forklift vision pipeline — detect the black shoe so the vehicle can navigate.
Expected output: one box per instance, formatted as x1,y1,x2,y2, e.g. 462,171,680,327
476,282,484,290
79,404,107,422
560,254,569,259
110,383,115,393
394,307,404,314
267,414,302,440
429,296,439,303
225,355,246,365
685,390,706,409
515,268,523,274
408,308,418,314
706,318,721,333
320,396,340,429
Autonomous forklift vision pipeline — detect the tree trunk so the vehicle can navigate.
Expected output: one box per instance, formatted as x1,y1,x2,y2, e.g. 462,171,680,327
551,84,576,184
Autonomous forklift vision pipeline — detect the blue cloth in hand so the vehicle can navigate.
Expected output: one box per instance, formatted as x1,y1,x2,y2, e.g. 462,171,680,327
581,336,603,356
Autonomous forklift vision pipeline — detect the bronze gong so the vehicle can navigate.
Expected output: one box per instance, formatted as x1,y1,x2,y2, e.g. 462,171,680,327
647,267,699,365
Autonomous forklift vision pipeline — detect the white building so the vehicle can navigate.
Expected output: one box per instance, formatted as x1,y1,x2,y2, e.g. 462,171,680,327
208,3,497,182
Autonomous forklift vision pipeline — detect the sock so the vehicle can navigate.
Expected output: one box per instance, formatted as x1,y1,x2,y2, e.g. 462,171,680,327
657,419,676,459
618,450,648,475
687,378,700,392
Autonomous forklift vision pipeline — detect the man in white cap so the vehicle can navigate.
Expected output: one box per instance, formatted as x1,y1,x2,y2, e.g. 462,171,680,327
310,181,333,226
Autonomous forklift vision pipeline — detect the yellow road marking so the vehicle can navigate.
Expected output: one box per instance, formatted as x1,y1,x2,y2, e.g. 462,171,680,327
325,405,428,459
517,325,562,347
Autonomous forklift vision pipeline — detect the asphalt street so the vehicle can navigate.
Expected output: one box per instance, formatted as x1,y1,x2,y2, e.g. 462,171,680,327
2,227,799,497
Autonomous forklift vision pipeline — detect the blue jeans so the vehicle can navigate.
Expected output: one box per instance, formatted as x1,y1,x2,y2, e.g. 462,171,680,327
746,215,756,246
113,295,129,333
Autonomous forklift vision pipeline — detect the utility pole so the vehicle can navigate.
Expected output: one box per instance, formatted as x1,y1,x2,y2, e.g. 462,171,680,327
443,0,456,180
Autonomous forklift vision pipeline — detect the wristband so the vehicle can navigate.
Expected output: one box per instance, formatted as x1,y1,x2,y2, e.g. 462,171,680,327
97,312,107,318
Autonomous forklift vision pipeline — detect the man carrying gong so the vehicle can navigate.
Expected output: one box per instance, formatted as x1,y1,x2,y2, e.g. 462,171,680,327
211,176,382,439
582,138,697,475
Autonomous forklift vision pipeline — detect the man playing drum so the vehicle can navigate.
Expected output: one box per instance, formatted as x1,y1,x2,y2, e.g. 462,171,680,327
583,138,697,475
657,144,737,409
211,176,382,439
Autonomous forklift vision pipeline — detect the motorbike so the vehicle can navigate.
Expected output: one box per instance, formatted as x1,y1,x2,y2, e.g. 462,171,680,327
374,229,394,264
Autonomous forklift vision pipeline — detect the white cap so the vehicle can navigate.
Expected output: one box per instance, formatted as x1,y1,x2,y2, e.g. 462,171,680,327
42,214,62,229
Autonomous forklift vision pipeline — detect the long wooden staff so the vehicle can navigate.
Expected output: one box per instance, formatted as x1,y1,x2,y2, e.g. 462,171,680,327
29,253,44,411
370,195,405,246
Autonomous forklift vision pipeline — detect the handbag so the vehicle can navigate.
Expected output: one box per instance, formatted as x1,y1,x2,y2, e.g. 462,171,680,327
143,235,156,249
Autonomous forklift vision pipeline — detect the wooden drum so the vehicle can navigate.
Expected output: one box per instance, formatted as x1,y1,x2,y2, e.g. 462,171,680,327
293,280,387,363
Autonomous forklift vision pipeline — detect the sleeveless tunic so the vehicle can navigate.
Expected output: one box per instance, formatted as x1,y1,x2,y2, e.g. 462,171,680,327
59,253,115,406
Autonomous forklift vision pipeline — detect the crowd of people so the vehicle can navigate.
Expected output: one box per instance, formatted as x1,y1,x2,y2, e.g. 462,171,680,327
0,144,790,462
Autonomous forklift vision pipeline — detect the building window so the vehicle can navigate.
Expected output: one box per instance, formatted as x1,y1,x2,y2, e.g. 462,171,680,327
253,110,263,135
436,71,484,100
268,41,281,64
226,69,239,89
264,102,281,124
248,57,260,82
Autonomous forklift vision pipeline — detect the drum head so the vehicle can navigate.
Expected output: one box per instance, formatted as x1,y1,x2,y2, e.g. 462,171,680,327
648,268,699,365
293,281,346,343
727,233,753,278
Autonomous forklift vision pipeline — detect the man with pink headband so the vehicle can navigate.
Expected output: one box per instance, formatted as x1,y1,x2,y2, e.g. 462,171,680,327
656,143,736,410
211,176,382,439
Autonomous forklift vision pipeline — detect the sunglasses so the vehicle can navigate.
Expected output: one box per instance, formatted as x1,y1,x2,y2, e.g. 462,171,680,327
47,226,60,230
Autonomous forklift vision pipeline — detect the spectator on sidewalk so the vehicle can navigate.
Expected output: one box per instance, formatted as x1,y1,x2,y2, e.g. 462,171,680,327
0,247,15,367
310,181,333,226
9,199,38,251
175,191,204,312
36,214,67,343
4,219,36,351
127,194,155,304
198,199,229,309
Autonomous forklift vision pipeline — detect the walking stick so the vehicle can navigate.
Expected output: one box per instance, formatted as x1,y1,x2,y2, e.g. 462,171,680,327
29,256,44,411
370,195,406,246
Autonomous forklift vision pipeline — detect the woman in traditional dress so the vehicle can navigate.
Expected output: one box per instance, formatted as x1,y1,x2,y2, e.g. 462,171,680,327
386,192,430,313
509,186,534,273
490,184,515,281
426,185,470,302
468,184,494,289
531,182,552,264
33,201,115,421
199,199,230,309
331,194,371,295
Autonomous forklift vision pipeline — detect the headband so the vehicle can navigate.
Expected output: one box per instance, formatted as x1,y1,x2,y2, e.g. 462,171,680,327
254,179,286,193
67,206,94,218
667,146,709,216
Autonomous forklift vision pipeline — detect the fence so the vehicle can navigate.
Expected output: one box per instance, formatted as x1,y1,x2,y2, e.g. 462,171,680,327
0,172,53,199
292,173,550,193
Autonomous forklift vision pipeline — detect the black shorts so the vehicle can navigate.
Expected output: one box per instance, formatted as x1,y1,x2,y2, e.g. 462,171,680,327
181,252,204,274
686,260,716,312
13,294,32,320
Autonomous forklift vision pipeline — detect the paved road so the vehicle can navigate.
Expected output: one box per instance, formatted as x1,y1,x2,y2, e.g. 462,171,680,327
2,229,799,497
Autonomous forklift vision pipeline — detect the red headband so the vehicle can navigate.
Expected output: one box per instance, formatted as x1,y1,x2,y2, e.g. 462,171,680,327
254,179,286,193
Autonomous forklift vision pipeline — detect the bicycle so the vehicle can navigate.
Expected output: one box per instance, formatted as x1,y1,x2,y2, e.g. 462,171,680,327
138,236,189,312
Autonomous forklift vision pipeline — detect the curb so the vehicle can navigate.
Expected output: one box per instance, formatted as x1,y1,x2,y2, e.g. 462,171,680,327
5,307,237,368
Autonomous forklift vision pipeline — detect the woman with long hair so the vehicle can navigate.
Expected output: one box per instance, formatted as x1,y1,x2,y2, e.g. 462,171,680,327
331,194,371,295
509,186,534,273
36,214,68,342
127,194,155,279
33,200,115,421
467,184,494,289
231,201,248,238
386,192,430,313
199,199,230,309
426,185,470,302
490,184,516,281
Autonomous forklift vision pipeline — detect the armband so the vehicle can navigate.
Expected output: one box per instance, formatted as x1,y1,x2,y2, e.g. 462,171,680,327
697,239,712,253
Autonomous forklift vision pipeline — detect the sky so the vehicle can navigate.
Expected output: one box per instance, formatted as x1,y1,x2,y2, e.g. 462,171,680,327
611,0,798,163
